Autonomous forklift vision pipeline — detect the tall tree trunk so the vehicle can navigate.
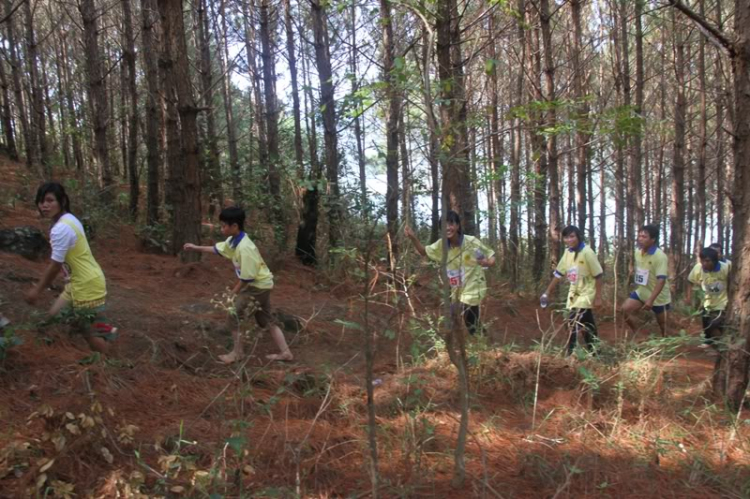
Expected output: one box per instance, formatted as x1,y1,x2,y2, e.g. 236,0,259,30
400,106,412,227
540,0,559,269
143,0,161,225
60,35,84,172
418,25,440,243
52,40,70,169
39,50,56,159
122,0,139,220
381,0,400,258
618,0,634,274
295,24,322,265
436,0,474,235
284,0,304,178
0,55,17,160
715,0,725,248
695,0,707,253
198,0,222,219
528,23,548,281
260,0,285,243
349,3,368,217
24,0,47,173
243,0,266,179
81,0,113,203
158,0,202,261
669,10,686,295
310,0,342,252
509,0,525,286
6,0,31,170
630,0,645,229
216,0,241,202
436,0,470,486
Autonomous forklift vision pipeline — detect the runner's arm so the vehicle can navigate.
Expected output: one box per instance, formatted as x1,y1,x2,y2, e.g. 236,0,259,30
25,261,63,303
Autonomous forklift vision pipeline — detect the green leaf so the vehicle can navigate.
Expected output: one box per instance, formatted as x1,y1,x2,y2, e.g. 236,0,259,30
226,436,245,455
484,58,497,75
333,319,363,331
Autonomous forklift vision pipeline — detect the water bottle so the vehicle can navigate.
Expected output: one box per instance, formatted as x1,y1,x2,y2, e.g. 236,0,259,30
474,249,485,261
540,293,549,309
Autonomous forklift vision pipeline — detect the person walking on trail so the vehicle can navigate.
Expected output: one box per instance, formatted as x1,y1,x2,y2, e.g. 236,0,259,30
540,226,604,355
24,182,118,354
621,224,672,337
686,247,730,349
404,210,495,336
183,206,293,364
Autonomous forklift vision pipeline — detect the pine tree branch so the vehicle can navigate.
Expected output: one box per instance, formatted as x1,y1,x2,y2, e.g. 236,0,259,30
668,0,735,58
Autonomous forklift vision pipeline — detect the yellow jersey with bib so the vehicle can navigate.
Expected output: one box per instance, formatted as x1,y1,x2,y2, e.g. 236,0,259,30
56,217,107,308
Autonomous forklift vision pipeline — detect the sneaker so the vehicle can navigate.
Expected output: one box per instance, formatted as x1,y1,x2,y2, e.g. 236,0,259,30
0,316,10,330
698,343,711,349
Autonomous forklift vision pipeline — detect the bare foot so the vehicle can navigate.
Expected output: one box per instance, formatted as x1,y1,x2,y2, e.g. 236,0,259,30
218,351,242,364
266,351,293,362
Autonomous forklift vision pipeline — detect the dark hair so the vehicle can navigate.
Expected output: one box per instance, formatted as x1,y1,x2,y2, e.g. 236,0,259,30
699,247,719,266
35,182,71,214
562,225,584,258
639,224,659,243
219,206,245,231
709,242,722,252
444,210,462,235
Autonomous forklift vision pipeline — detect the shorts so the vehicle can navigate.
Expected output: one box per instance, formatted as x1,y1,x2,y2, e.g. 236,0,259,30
449,303,481,335
462,304,480,335
629,291,671,314
60,285,116,341
63,303,118,342
226,286,275,330
567,308,598,353
701,309,725,343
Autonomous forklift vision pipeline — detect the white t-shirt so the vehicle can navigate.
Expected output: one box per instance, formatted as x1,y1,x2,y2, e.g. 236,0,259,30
50,214,84,263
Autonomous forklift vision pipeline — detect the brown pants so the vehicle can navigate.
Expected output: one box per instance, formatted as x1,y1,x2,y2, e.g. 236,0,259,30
224,286,274,331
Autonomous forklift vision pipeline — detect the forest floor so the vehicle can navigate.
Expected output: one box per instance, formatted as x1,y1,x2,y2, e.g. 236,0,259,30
0,157,748,498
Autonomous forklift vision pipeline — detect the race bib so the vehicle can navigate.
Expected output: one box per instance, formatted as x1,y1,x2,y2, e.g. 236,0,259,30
706,282,724,295
447,268,465,288
566,266,579,284
635,268,649,286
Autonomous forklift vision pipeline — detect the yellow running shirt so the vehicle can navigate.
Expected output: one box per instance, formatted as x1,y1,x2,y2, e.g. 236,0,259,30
633,245,671,306
52,214,106,308
425,235,495,306
215,232,274,290
688,261,730,311
553,243,603,310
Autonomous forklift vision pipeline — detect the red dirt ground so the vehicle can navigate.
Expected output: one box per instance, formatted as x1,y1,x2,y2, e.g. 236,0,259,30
0,158,747,498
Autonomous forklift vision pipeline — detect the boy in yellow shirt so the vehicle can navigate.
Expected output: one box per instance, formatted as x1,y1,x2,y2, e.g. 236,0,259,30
621,224,672,336
686,247,730,348
184,207,293,363
404,211,495,335
541,226,604,354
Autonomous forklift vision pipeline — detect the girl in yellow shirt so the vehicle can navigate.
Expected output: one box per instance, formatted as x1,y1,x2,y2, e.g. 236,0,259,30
24,183,117,353
405,211,495,336
541,226,603,354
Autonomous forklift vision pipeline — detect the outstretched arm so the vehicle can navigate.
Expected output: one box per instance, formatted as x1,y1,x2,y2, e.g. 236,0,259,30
404,226,427,258
543,275,561,297
183,243,217,254
24,261,63,304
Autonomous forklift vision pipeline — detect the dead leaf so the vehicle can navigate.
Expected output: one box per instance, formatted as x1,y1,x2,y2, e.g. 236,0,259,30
39,458,54,473
100,447,114,464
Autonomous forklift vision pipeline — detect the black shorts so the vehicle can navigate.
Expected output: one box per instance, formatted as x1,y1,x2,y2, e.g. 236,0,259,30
701,309,725,340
